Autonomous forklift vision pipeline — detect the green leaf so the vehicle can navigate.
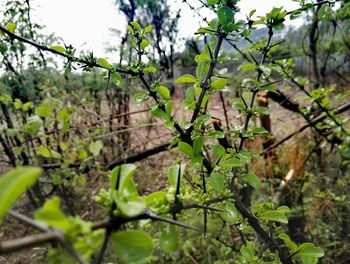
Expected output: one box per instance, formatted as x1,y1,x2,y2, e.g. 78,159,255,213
134,91,147,103
261,210,288,224
211,78,227,90
290,10,302,20
238,62,256,71
34,197,71,231
175,74,197,84
299,256,318,264
157,86,170,100
259,65,272,76
193,136,205,155
6,22,16,33
296,243,324,258
50,45,66,53
144,25,153,33
120,164,138,193
25,116,42,135
196,114,211,123
249,9,256,17
143,67,157,73
217,6,234,26
160,226,180,254
209,172,225,192
145,192,166,207
239,147,254,159
113,193,145,217
207,0,218,6
122,177,139,197
318,4,332,22
97,58,111,70
36,103,52,117
304,3,314,9
168,164,185,186
240,242,256,259
255,106,269,116
198,27,216,34
195,52,211,62
178,142,193,156
89,140,103,157
221,158,243,168
150,105,167,120
37,145,62,160
213,144,226,161
209,131,225,139
276,205,290,214
130,21,142,31
243,172,261,189
0,167,41,225
140,39,150,50
191,155,204,165
196,61,209,79
166,101,174,115
127,25,134,34
279,233,298,252
112,230,154,263
252,127,268,135
111,72,122,85
220,202,239,224
22,102,34,112
111,164,137,194
14,98,22,110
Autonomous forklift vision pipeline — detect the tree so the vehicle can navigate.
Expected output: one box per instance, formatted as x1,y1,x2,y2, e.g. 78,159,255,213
0,0,349,263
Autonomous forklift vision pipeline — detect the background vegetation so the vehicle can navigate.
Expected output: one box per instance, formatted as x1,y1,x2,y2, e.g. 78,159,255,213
0,0,349,263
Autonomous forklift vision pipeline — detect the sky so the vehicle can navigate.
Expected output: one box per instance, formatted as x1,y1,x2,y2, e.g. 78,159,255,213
1,0,302,59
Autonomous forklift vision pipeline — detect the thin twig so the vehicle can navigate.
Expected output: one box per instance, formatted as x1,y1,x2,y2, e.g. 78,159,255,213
0,24,132,75
261,102,350,155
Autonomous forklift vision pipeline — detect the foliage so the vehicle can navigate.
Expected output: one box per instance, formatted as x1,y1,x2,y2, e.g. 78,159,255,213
0,0,350,263
0,167,42,224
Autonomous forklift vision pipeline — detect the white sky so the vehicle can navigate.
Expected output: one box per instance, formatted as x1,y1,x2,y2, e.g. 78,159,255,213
1,0,302,59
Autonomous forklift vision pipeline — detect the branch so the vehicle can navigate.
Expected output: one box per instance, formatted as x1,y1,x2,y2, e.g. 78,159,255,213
0,210,200,255
106,142,173,169
237,25,274,151
0,24,132,75
272,169,294,207
233,198,293,264
0,233,56,254
40,142,173,170
278,62,348,136
8,211,87,264
268,90,343,144
189,33,225,124
285,0,338,15
261,102,350,155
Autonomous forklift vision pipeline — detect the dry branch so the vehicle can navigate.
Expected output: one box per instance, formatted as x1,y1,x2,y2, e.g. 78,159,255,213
261,102,350,155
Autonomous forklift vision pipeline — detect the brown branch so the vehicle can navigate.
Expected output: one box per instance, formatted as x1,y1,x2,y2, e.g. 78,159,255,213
34,108,151,139
285,0,338,15
261,102,350,155
272,169,294,207
7,211,87,264
0,233,56,254
40,142,173,170
106,142,173,169
0,210,199,255
233,198,292,264
0,24,132,76
238,25,274,151
219,91,230,130
229,26,294,264
190,33,225,124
